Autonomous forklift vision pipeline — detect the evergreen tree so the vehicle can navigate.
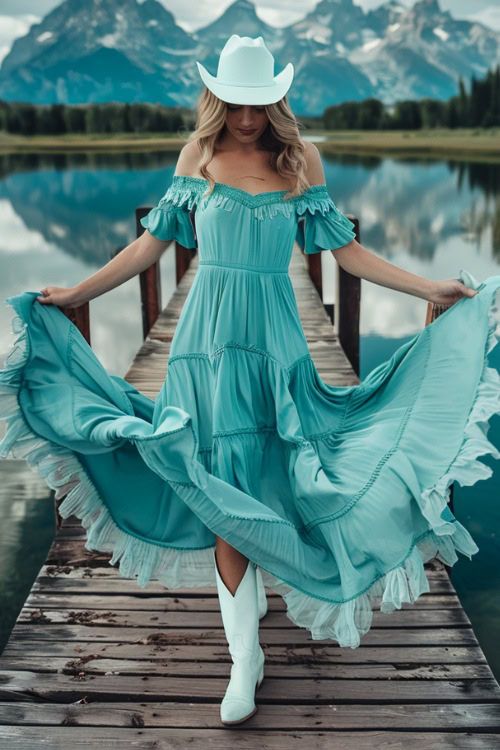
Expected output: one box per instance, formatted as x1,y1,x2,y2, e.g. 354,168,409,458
357,98,384,129
393,100,422,129
446,97,459,128
63,105,86,133
419,98,445,128
458,76,468,126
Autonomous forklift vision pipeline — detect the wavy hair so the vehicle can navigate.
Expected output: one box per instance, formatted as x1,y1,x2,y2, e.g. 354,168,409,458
182,87,309,200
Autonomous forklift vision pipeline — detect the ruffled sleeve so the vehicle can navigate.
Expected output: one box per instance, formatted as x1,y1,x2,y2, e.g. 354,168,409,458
295,185,356,254
140,177,200,249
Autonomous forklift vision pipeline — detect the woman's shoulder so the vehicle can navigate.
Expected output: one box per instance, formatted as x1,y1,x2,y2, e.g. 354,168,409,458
174,140,203,179
301,140,326,189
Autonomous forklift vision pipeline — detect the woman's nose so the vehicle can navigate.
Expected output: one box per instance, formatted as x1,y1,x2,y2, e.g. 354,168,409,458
240,107,256,125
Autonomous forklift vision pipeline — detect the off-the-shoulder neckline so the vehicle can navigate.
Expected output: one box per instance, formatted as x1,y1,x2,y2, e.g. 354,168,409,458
171,174,328,200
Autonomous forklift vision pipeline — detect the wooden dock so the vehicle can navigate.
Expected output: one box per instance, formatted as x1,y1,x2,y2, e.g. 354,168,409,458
1,239,500,747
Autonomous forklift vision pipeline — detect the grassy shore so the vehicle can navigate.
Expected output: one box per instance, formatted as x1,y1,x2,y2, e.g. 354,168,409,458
0,128,499,161
318,128,500,162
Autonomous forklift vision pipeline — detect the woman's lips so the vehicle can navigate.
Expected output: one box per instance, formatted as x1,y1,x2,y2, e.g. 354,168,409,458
238,128,256,134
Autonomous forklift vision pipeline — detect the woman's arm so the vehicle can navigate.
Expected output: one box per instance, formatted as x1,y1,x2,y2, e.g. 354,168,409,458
73,231,169,302
332,239,435,301
37,231,169,307
38,142,203,308
303,142,477,305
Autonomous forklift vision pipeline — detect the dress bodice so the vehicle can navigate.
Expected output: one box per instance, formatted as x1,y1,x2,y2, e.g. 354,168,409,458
141,175,356,272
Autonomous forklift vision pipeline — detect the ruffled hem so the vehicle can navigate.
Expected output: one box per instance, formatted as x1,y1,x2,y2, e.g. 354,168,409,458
258,526,477,646
1,271,499,648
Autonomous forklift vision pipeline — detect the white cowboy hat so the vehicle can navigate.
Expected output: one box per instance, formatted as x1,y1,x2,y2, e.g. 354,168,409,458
196,35,294,106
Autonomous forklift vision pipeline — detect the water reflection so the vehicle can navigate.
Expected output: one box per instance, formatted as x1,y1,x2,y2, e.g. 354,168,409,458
0,152,499,273
0,150,499,678
0,151,180,266
0,460,55,652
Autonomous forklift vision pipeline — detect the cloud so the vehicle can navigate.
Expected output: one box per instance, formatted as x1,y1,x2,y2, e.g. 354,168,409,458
0,14,40,67
465,5,500,31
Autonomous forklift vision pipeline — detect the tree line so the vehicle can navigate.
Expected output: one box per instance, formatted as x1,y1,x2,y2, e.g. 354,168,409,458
0,101,189,136
324,66,500,130
0,65,498,136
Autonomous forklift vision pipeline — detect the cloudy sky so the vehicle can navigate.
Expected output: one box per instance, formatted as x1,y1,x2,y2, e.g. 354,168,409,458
0,0,498,68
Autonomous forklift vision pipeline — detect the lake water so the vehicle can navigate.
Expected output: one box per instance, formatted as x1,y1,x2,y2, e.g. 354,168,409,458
0,151,499,678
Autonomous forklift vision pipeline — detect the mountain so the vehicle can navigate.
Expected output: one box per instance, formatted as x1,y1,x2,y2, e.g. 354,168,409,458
287,0,368,53
350,0,500,102
0,0,499,114
365,1,407,37
194,0,284,52
0,0,200,105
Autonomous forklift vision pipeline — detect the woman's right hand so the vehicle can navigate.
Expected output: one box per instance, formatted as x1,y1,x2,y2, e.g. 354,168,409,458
36,286,87,308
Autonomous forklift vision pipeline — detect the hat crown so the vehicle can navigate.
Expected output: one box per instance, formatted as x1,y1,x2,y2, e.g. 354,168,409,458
195,33,294,105
216,35,274,86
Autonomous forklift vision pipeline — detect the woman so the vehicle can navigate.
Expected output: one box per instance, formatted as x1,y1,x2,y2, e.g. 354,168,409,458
1,35,500,727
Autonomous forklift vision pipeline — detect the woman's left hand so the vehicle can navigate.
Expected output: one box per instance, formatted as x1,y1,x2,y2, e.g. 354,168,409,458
426,279,479,306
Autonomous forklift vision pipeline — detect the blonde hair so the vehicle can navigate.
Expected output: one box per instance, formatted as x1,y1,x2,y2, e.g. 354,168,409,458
182,87,310,200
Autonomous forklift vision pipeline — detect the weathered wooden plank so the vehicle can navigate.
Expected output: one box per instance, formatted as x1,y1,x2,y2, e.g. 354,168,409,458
1,643,488,666
0,701,499,731
1,727,500,750
30,559,455,598
0,624,478,648
29,577,459,597
0,657,493,681
16,607,472,628
6,625,482,646
0,670,498,703
24,592,464,611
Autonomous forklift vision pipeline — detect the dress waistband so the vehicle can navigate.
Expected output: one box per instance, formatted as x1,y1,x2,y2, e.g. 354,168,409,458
199,260,288,274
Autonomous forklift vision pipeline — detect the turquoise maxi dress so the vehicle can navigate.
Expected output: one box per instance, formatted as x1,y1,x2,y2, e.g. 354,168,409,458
1,174,500,649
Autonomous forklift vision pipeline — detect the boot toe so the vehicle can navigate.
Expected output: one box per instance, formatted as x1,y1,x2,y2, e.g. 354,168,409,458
220,696,257,724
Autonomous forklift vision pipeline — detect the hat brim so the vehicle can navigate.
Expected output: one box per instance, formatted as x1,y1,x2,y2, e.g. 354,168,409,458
195,61,294,105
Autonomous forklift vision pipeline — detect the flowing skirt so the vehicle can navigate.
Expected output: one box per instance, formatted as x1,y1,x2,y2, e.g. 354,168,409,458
1,269,500,648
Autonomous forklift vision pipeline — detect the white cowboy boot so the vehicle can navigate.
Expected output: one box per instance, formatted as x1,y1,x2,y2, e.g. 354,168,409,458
256,566,268,619
213,548,265,725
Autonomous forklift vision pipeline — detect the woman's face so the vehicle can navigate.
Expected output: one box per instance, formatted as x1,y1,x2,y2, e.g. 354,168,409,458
224,103,269,142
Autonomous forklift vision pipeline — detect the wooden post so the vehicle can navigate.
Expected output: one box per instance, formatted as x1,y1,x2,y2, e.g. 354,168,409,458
176,209,198,284
136,206,162,340
297,208,361,377
60,304,91,345
336,214,361,378
136,206,197,337
425,301,453,326
296,217,323,299
306,252,323,300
